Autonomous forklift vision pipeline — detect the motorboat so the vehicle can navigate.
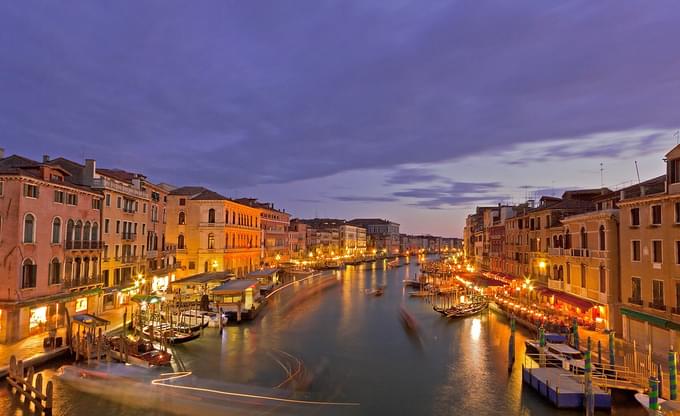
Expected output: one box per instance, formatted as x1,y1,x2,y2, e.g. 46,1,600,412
108,335,172,367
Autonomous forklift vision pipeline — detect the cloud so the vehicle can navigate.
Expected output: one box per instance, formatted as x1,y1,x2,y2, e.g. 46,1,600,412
385,167,446,186
1,1,680,192
331,195,398,202
393,181,507,209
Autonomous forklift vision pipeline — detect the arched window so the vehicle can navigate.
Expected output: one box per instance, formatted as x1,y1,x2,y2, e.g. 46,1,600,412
580,227,588,249
599,225,605,251
74,257,82,280
74,220,83,241
204,261,209,273
208,208,216,223
24,214,35,243
49,258,61,285
178,211,185,225
225,210,229,224
558,235,563,248
52,217,61,244
83,221,91,241
564,230,571,249
208,233,215,249
580,264,587,288
65,258,73,280
91,222,99,242
83,256,90,278
22,258,37,288
177,234,185,249
66,219,74,242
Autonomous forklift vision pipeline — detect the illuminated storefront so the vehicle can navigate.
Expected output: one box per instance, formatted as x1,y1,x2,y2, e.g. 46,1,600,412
29,306,48,334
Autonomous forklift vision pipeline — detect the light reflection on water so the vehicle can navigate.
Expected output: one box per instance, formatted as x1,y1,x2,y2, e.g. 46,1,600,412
1,257,646,416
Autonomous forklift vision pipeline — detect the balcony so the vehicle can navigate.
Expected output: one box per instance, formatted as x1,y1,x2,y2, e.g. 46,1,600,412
65,240,104,250
117,256,139,264
649,302,667,311
573,286,588,298
672,307,680,315
628,297,643,306
570,248,590,258
200,221,225,227
122,232,137,241
598,292,608,304
122,206,136,214
63,275,103,289
92,176,147,199
548,279,564,291
590,250,608,259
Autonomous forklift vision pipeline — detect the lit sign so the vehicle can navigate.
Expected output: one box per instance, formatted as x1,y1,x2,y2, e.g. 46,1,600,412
75,297,88,312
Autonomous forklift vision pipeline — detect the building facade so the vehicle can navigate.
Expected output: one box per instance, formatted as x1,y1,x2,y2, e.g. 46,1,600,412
347,218,400,255
0,152,104,343
166,187,262,279
236,199,291,266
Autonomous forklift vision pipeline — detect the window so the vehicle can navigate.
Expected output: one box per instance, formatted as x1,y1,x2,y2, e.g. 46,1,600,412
653,280,665,305
225,210,229,224
52,218,61,244
0,180,3,195
177,234,185,249
117,197,122,208
49,258,61,285
83,222,91,241
677,241,680,265
105,194,111,206
632,240,641,262
599,266,606,293
631,208,640,226
23,184,39,198
652,205,662,225
653,240,663,263
66,220,74,242
566,262,571,284
22,259,37,288
580,264,586,288
54,190,64,203
208,208,216,223
564,230,572,249
74,221,82,241
91,222,99,242
24,214,35,243
116,220,120,234
179,198,186,206
671,159,680,184
178,212,185,225
580,227,588,249
143,203,147,213
188,261,195,270
104,219,110,233
66,193,78,205
598,225,605,251
632,277,641,301
208,233,215,249
676,202,680,224
92,199,101,210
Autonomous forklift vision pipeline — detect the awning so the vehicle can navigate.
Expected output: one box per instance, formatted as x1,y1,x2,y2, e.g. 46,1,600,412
72,313,110,328
621,307,680,331
247,268,280,278
537,287,594,310
472,276,507,287
212,279,259,295
171,271,235,285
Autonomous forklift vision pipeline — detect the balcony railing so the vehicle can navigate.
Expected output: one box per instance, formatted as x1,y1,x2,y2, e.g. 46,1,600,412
115,256,139,264
122,232,137,241
590,250,608,259
65,240,104,250
649,302,667,311
570,248,590,258
547,248,564,256
63,275,104,289
92,176,147,199
200,221,225,227
548,279,564,291
628,297,643,306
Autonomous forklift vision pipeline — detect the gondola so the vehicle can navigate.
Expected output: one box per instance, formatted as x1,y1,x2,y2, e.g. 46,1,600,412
142,323,201,344
108,335,172,367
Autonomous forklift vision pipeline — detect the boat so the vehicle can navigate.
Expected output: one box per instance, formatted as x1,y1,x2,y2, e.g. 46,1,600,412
108,335,172,367
386,259,399,269
434,300,488,319
403,279,422,288
142,323,201,344
365,286,385,297
409,290,430,297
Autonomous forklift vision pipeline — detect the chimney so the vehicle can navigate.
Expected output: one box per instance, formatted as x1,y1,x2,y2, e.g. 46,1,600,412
42,154,50,163
84,159,96,186
0,147,4,159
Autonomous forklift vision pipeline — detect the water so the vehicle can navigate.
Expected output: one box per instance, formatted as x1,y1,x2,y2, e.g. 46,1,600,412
2,258,645,415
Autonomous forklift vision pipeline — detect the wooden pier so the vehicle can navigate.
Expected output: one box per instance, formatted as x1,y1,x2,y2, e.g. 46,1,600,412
6,355,54,415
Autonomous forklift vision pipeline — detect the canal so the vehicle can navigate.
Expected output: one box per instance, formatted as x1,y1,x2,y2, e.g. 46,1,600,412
2,257,645,415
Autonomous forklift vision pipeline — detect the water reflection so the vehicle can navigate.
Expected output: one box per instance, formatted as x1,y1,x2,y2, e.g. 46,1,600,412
1,256,646,416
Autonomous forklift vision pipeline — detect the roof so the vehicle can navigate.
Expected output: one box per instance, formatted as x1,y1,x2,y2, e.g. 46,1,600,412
172,271,235,285
72,313,110,327
0,155,100,194
169,186,208,196
169,186,229,201
348,218,399,226
97,168,145,183
212,279,260,293
247,268,280,278
192,189,229,200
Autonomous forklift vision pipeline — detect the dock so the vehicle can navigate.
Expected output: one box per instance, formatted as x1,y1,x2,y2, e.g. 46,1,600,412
522,366,612,409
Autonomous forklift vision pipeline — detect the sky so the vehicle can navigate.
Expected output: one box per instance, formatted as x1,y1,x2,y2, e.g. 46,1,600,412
1,1,680,237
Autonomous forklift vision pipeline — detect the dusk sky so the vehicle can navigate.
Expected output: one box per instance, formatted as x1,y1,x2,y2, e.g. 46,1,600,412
2,2,680,236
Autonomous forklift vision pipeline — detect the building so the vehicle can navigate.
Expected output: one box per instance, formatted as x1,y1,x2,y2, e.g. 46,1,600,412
347,218,400,255
0,151,104,343
288,219,308,258
235,199,291,266
298,218,367,258
166,186,262,279
618,144,680,353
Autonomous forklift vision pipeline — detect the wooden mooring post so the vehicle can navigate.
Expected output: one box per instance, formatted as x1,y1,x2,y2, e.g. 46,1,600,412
6,355,54,415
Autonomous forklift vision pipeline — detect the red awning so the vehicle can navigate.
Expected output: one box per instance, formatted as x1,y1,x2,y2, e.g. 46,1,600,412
537,287,594,310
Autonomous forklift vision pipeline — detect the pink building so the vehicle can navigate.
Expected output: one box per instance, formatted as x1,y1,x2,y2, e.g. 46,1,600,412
0,151,104,343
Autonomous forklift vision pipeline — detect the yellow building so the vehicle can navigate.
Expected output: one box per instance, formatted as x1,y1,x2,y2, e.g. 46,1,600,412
166,187,262,279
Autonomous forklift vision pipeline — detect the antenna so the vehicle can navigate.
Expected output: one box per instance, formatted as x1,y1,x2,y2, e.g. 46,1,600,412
675,130,679,145
600,162,604,187
634,161,641,184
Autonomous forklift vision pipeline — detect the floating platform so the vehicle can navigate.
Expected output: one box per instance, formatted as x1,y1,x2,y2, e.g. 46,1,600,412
522,366,611,409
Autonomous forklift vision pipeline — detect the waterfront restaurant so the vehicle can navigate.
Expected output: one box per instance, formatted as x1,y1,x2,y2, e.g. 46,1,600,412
211,279,262,322
169,271,234,303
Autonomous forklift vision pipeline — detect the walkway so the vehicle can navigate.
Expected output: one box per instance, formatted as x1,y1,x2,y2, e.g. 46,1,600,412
0,305,128,370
